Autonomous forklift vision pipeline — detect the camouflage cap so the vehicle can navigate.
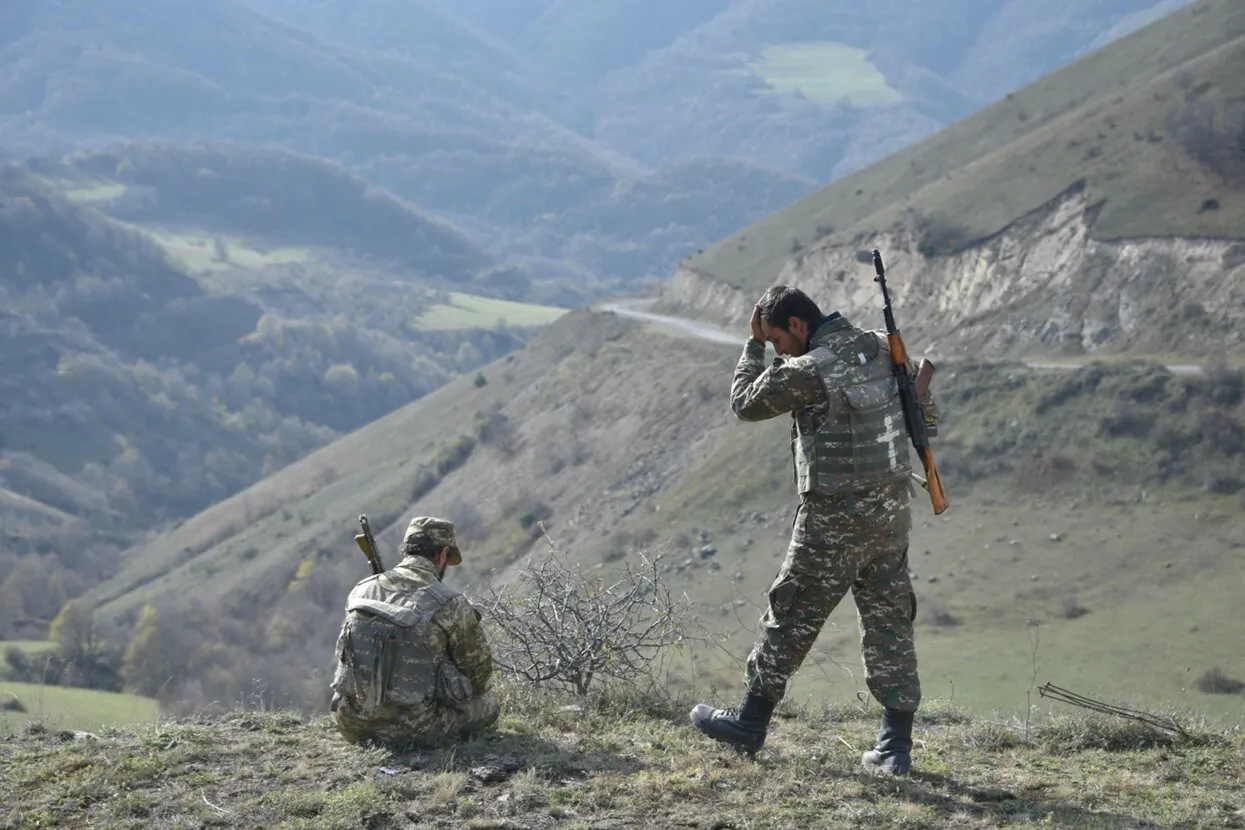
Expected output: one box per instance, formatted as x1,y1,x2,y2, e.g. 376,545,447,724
403,516,462,566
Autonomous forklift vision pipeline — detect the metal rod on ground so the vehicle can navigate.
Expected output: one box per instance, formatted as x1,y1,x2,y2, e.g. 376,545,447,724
1037,682,1187,737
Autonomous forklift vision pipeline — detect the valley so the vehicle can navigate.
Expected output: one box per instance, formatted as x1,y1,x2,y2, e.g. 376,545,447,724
3,0,1244,741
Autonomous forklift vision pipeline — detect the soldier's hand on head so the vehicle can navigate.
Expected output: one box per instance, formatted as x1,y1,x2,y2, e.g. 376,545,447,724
750,305,765,343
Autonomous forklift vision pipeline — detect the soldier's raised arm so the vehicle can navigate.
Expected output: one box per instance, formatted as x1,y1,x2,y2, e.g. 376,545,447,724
731,346,824,421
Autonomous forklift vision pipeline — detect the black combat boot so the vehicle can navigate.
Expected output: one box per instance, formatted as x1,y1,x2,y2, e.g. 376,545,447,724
689,693,777,758
861,708,915,775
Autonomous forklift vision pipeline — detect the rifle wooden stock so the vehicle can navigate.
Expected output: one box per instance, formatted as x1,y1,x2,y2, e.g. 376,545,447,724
356,514,385,575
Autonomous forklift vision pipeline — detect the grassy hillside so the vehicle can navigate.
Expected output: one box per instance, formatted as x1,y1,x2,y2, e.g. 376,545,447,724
0,681,158,736
2,694,1241,829
80,310,732,619
587,0,1190,181
75,301,1245,721
685,0,1245,292
411,293,569,331
34,142,494,282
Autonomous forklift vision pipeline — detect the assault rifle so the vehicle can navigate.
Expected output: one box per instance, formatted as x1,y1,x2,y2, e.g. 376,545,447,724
872,249,949,515
354,514,386,575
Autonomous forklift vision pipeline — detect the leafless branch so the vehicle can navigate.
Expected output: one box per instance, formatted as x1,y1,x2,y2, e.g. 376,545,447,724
475,527,700,696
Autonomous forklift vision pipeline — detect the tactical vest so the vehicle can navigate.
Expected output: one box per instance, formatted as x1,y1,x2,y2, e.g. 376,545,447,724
330,566,473,714
792,317,911,495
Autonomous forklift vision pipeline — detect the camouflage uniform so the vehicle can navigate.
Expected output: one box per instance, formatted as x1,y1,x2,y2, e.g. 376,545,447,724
729,313,935,713
330,517,499,749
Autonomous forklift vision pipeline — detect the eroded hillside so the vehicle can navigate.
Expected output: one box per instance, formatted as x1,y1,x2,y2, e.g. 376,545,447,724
664,183,1245,360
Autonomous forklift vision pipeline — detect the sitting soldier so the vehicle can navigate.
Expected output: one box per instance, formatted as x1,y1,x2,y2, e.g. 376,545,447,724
330,516,499,748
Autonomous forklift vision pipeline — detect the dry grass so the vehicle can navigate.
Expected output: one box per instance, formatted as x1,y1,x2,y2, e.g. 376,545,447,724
2,684,1240,830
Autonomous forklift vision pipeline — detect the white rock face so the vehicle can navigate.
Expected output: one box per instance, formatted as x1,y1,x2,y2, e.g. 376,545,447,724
662,186,1245,360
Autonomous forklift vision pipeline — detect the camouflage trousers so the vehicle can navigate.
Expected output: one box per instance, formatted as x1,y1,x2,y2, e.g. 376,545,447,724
332,689,501,749
745,479,921,712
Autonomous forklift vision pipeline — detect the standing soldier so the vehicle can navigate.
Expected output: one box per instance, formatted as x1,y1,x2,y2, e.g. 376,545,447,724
330,516,500,748
690,285,938,775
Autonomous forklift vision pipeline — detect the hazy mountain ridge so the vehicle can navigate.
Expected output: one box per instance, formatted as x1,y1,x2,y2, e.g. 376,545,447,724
0,159,534,596
1,0,1194,287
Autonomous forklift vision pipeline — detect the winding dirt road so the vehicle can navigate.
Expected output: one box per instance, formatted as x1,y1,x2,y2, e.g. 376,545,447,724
598,298,1206,376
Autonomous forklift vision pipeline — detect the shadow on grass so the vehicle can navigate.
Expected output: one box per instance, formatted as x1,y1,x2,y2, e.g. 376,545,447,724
365,724,646,784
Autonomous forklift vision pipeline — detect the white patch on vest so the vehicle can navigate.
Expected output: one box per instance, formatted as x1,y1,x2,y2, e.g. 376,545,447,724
858,352,867,364
876,415,903,469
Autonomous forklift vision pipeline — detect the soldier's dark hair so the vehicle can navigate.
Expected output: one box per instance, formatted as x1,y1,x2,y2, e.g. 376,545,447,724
401,537,442,561
756,285,822,331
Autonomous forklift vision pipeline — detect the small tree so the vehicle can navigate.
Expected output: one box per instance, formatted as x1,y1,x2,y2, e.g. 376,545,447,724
476,531,694,697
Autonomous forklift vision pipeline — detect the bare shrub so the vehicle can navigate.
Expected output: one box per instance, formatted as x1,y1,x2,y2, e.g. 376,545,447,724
1200,411,1244,456
1204,358,1244,407
912,212,975,259
473,406,518,456
1204,469,1243,495
475,533,696,696
1057,595,1090,620
1194,666,1245,695
1098,407,1154,438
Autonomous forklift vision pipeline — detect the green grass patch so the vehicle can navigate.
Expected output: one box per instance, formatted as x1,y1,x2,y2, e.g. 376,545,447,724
147,228,313,273
0,641,57,657
747,42,904,107
60,182,128,203
37,175,128,204
0,682,160,736
411,292,570,331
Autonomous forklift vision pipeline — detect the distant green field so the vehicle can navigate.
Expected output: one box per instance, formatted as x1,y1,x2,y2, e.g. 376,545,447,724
0,641,57,656
148,228,313,273
0,682,160,736
61,182,128,203
412,292,570,331
747,42,903,107
40,176,128,204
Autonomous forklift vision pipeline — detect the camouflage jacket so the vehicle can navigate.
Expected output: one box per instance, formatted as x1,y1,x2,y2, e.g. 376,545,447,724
331,556,493,712
730,314,940,495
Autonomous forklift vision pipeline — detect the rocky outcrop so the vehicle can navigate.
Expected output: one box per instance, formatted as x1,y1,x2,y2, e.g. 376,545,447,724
661,185,1245,360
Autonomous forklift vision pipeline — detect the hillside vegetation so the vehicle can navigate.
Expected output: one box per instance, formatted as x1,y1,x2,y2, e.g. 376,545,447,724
35,143,493,282
0,161,551,644
684,0,1244,293
3,692,1242,830
66,304,1245,722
